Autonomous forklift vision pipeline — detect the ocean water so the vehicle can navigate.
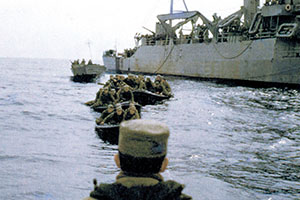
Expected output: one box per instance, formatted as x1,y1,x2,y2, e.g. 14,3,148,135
0,57,299,200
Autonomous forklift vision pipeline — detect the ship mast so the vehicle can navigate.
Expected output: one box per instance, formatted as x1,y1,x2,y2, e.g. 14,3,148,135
243,0,259,27
170,0,173,26
183,0,188,12
169,0,189,26
87,40,93,60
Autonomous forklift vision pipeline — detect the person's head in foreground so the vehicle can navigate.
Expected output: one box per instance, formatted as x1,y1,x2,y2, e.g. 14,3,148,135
85,119,192,200
115,119,169,175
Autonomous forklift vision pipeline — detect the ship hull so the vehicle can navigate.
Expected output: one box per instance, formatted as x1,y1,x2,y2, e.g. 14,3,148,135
71,64,106,76
71,64,106,82
103,38,300,85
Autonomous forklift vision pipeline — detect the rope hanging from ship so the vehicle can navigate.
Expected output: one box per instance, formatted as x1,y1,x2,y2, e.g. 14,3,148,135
213,40,253,59
154,44,176,73
154,39,252,73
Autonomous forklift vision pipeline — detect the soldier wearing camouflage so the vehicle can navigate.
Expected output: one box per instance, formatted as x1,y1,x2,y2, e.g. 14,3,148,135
123,103,140,121
101,104,124,125
95,104,115,125
84,119,192,200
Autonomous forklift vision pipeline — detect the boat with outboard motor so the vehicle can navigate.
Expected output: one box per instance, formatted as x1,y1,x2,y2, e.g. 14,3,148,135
103,0,300,86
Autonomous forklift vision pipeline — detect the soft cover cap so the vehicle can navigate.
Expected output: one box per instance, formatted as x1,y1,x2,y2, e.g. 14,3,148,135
119,119,170,158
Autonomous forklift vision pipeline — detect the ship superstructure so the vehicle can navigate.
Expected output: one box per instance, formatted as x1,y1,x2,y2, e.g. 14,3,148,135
103,0,300,85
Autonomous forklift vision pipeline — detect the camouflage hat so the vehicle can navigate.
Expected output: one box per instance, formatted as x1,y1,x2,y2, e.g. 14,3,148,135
129,103,135,108
115,103,122,110
119,119,170,158
107,104,114,109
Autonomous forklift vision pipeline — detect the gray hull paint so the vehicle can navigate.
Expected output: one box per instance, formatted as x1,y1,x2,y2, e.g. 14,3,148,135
71,64,106,76
103,38,300,85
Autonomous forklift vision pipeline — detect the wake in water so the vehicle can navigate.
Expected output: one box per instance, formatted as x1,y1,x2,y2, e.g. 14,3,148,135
0,58,299,200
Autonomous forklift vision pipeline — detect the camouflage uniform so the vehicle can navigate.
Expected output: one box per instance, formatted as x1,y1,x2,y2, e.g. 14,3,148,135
87,172,191,200
124,74,137,88
115,76,126,89
95,88,103,102
154,75,162,83
105,75,118,89
116,86,134,102
102,105,124,125
93,89,115,107
123,107,140,121
84,119,192,200
161,79,171,94
134,77,147,90
154,81,169,96
109,89,118,104
145,78,156,93
95,105,114,125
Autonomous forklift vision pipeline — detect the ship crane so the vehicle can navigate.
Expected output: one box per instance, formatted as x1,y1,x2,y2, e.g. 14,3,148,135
102,0,300,85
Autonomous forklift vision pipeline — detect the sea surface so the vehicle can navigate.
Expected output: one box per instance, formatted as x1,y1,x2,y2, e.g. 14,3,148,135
0,57,299,200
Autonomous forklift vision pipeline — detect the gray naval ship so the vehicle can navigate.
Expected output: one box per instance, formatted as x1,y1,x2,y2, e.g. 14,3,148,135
103,0,300,86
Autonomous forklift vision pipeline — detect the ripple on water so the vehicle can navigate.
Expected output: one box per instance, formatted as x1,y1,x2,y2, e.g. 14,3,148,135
1,59,300,200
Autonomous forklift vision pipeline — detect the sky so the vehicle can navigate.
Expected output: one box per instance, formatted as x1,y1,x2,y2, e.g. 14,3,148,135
0,0,264,62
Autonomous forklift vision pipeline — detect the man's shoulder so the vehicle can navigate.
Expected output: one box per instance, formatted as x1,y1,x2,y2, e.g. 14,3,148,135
88,180,192,200
158,180,192,200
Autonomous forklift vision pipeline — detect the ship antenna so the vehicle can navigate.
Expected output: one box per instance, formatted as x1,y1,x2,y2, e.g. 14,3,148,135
183,0,188,11
170,0,174,14
169,0,189,25
87,40,93,60
170,0,174,26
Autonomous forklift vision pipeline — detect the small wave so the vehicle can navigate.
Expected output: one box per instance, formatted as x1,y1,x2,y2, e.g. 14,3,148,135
21,110,43,120
47,113,56,117
269,138,291,149
21,110,33,115
14,101,25,106
25,191,56,200
24,157,61,164
0,155,20,161
0,100,24,106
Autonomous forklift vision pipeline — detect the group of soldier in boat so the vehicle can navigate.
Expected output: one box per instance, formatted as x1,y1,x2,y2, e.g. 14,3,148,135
103,74,172,97
95,103,140,125
82,74,194,200
86,74,172,126
71,58,94,66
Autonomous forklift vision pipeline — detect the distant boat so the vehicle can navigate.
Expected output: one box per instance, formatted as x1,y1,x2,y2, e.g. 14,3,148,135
71,60,106,82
